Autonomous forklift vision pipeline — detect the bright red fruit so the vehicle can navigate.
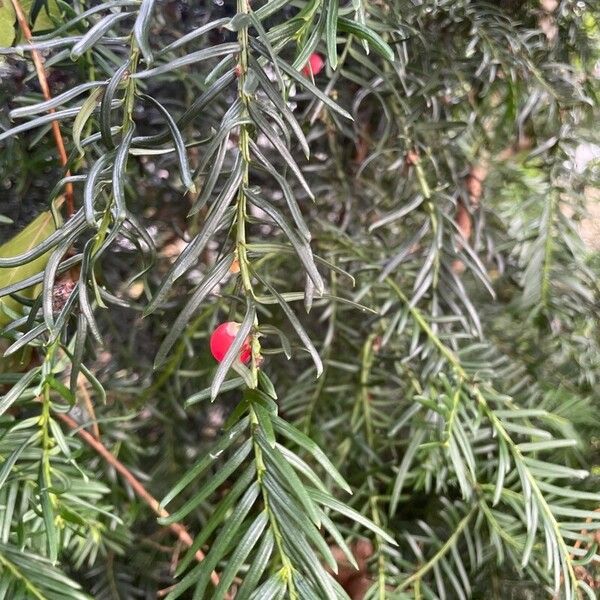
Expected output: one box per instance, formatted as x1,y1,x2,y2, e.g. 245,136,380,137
210,322,251,363
301,53,325,77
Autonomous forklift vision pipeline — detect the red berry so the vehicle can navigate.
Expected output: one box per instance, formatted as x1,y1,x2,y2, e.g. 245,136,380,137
301,53,325,77
210,322,251,363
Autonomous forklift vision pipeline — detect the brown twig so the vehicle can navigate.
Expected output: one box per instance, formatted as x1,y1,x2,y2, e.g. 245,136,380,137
451,138,533,274
10,0,74,217
570,507,600,559
56,412,225,592
76,373,100,440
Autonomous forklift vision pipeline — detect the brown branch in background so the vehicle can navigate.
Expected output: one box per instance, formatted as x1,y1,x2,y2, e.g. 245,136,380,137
56,412,226,593
331,539,375,599
353,124,371,165
76,373,100,440
451,166,483,275
452,138,532,274
570,507,600,559
10,0,74,217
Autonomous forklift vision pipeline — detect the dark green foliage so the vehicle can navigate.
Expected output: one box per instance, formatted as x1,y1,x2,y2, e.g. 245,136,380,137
0,0,599,598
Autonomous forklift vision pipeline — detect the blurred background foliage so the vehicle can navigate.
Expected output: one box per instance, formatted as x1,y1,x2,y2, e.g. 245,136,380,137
0,0,600,598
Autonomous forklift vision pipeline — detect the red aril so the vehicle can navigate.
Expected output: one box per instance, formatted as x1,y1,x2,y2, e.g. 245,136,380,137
210,322,251,363
301,53,325,77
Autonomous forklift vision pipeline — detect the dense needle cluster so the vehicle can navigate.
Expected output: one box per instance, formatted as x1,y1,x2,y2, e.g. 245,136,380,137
0,1,599,599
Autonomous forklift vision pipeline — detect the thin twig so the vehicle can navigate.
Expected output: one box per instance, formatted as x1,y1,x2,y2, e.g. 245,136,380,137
10,0,74,217
570,507,600,559
76,373,101,440
56,412,225,592
451,138,532,273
